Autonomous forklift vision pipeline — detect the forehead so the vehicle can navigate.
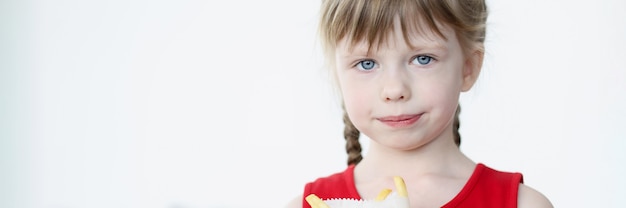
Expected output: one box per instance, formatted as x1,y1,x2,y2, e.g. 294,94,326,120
336,17,457,54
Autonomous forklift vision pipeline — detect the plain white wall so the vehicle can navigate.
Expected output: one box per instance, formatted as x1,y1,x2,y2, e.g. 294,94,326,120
1,0,625,207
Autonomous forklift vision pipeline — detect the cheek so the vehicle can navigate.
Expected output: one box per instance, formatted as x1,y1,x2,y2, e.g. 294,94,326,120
415,68,463,110
340,80,367,105
338,75,373,124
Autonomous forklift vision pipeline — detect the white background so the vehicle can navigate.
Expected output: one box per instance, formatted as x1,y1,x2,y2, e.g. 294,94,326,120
1,0,625,207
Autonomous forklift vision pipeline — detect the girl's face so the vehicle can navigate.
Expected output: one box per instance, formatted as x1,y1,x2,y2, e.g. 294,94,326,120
335,19,480,151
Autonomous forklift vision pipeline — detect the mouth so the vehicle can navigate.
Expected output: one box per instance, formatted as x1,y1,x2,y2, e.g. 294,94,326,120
377,114,422,128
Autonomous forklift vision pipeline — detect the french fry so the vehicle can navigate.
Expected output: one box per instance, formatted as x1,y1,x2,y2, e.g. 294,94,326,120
305,194,330,208
374,188,392,201
393,176,408,197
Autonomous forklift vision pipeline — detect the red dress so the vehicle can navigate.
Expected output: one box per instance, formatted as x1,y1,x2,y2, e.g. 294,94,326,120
302,163,523,208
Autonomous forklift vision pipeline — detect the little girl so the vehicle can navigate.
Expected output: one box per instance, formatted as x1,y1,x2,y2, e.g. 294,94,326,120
287,0,553,207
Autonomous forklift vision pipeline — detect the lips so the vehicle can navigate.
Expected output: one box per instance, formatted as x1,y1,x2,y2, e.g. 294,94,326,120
377,114,422,128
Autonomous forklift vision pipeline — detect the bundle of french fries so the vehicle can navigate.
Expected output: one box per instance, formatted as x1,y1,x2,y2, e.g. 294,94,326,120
306,176,410,208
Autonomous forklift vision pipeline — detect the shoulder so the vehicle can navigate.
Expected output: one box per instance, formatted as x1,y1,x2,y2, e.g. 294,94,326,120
305,165,356,194
517,184,553,208
284,194,303,208
285,165,358,208
480,164,552,207
307,166,351,186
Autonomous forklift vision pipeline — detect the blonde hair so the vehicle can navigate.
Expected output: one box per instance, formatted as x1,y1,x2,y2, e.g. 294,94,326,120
318,0,488,166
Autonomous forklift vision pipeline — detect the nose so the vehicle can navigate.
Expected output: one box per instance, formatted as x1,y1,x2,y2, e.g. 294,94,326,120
380,67,411,102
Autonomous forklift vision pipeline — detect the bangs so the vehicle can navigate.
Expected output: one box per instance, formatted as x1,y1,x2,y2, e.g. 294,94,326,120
319,0,451,54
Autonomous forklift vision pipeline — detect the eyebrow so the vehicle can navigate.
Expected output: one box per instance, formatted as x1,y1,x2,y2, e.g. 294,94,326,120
335,43,370,59
407,38,449,52
338,42,448,58
336,32,452,58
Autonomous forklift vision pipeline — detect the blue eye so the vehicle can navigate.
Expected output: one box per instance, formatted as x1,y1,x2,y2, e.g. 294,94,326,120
357,60,376,71
412,55,433,65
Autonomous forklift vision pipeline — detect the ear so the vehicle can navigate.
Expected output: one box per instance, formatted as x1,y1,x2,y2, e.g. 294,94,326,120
461,50,484,92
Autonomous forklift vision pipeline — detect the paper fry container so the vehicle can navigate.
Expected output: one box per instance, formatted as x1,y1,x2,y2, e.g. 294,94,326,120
323,192,410,208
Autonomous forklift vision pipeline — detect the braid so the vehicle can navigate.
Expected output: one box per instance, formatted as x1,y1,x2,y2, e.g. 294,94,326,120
453,105,461,147
342,106,363,166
